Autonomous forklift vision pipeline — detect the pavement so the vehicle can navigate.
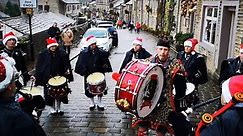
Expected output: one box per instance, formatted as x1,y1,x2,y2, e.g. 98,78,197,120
38,29,221,136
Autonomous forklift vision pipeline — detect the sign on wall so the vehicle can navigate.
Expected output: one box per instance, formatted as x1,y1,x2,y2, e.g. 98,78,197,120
20,0,37,8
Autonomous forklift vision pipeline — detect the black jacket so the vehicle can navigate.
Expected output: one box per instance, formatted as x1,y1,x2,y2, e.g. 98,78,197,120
219,57,243,85
200,107,243,136
0,98,46,136
34,48,72,86
2,48,29,85
75,47,112,76
119,48,151,73
177,51,208,85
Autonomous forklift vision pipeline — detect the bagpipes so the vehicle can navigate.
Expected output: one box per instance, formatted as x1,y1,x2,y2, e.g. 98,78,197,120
195,92,243,136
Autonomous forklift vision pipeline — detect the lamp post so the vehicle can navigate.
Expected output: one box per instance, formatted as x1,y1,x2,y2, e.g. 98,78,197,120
26,8,34,61
20,0,37,61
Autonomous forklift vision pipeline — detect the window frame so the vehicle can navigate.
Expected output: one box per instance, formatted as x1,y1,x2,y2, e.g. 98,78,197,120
202,6,218,45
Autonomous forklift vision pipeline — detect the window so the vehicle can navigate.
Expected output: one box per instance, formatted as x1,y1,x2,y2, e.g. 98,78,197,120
38,5,43,11
44,5,49,12
203,7,218,44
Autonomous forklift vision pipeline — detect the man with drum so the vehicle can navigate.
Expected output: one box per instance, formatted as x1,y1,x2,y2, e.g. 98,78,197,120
196,75,243,136
32,37,73,115
0,55,46,136
177,38,208,105
119,37,152,73
133,39,192,136
75,35,112,111
1,32,30,87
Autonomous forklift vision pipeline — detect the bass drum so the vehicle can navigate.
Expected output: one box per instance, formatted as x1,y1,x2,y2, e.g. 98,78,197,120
115,59,164,118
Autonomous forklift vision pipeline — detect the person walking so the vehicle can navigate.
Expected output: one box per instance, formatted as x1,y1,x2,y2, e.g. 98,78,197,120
177,38,208,105
75,36,112,111
32,37,73,115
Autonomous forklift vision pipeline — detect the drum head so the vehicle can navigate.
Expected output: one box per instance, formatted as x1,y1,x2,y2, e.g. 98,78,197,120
87,72,105,85
20,86,43,96
48,76,67,86
173,82,195,95
136,65,164,118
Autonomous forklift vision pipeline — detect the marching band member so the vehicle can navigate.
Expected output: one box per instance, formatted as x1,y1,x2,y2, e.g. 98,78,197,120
119,37,152,73
197,75,243,136
218,44,243,85
1,32,30,87
75,36,112,111
177,38,208,105
133,39,192,136
32,37,73,115
0,56,46,136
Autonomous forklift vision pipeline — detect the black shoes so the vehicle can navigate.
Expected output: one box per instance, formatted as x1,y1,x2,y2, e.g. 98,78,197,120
89,104,104,111
89,105,96,111
97,105,104,111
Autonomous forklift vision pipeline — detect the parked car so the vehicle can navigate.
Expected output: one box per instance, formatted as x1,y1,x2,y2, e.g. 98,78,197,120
97,21,118,47
97,20,114,27
79,28,113,52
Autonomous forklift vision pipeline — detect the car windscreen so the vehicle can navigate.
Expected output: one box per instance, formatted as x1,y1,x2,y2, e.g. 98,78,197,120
83,30,107,38
98,21,113,25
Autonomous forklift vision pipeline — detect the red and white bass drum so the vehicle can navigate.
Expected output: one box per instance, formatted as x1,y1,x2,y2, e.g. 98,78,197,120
115,59,164,118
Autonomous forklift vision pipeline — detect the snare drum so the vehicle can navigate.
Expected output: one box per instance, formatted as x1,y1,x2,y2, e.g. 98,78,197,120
115,59,164,118
86,72,106,95
18,86,45,116
173,82,196,107
47,76,69,99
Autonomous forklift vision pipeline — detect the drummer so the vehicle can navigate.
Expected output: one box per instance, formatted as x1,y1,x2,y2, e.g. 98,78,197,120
177,38,208,105
32,37,73,115
75,36,112,111
119,37,152,73
0,56,46,135
134,38,192,136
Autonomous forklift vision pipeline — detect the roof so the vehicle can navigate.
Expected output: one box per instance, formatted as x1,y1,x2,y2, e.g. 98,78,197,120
126,0,132,5
113,0,124,8
0,11,10,18
61,0,81,4
2,12,75,35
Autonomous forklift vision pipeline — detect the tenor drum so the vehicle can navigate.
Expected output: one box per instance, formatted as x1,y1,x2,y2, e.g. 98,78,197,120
47,76,69,99
173,82,196,107
87,72,106,95
18,86,45,115
115,59,164,118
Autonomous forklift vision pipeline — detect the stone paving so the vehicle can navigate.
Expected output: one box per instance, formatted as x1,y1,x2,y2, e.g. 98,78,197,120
38,29,221,136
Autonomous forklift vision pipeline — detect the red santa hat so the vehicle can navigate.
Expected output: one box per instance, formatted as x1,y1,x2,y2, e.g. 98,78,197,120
3,32,18,46
46,37,58,49
240,44,243,53
184,38,198,50
86,35,97,46
0,56,16,92
222,75,243,106
132,37,143,46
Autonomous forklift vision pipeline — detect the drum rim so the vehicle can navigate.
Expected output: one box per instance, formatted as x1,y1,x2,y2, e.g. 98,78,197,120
136,65,164,118
172,82,195,95
48,76,67,86
20,86,43,96
87,72,105,85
